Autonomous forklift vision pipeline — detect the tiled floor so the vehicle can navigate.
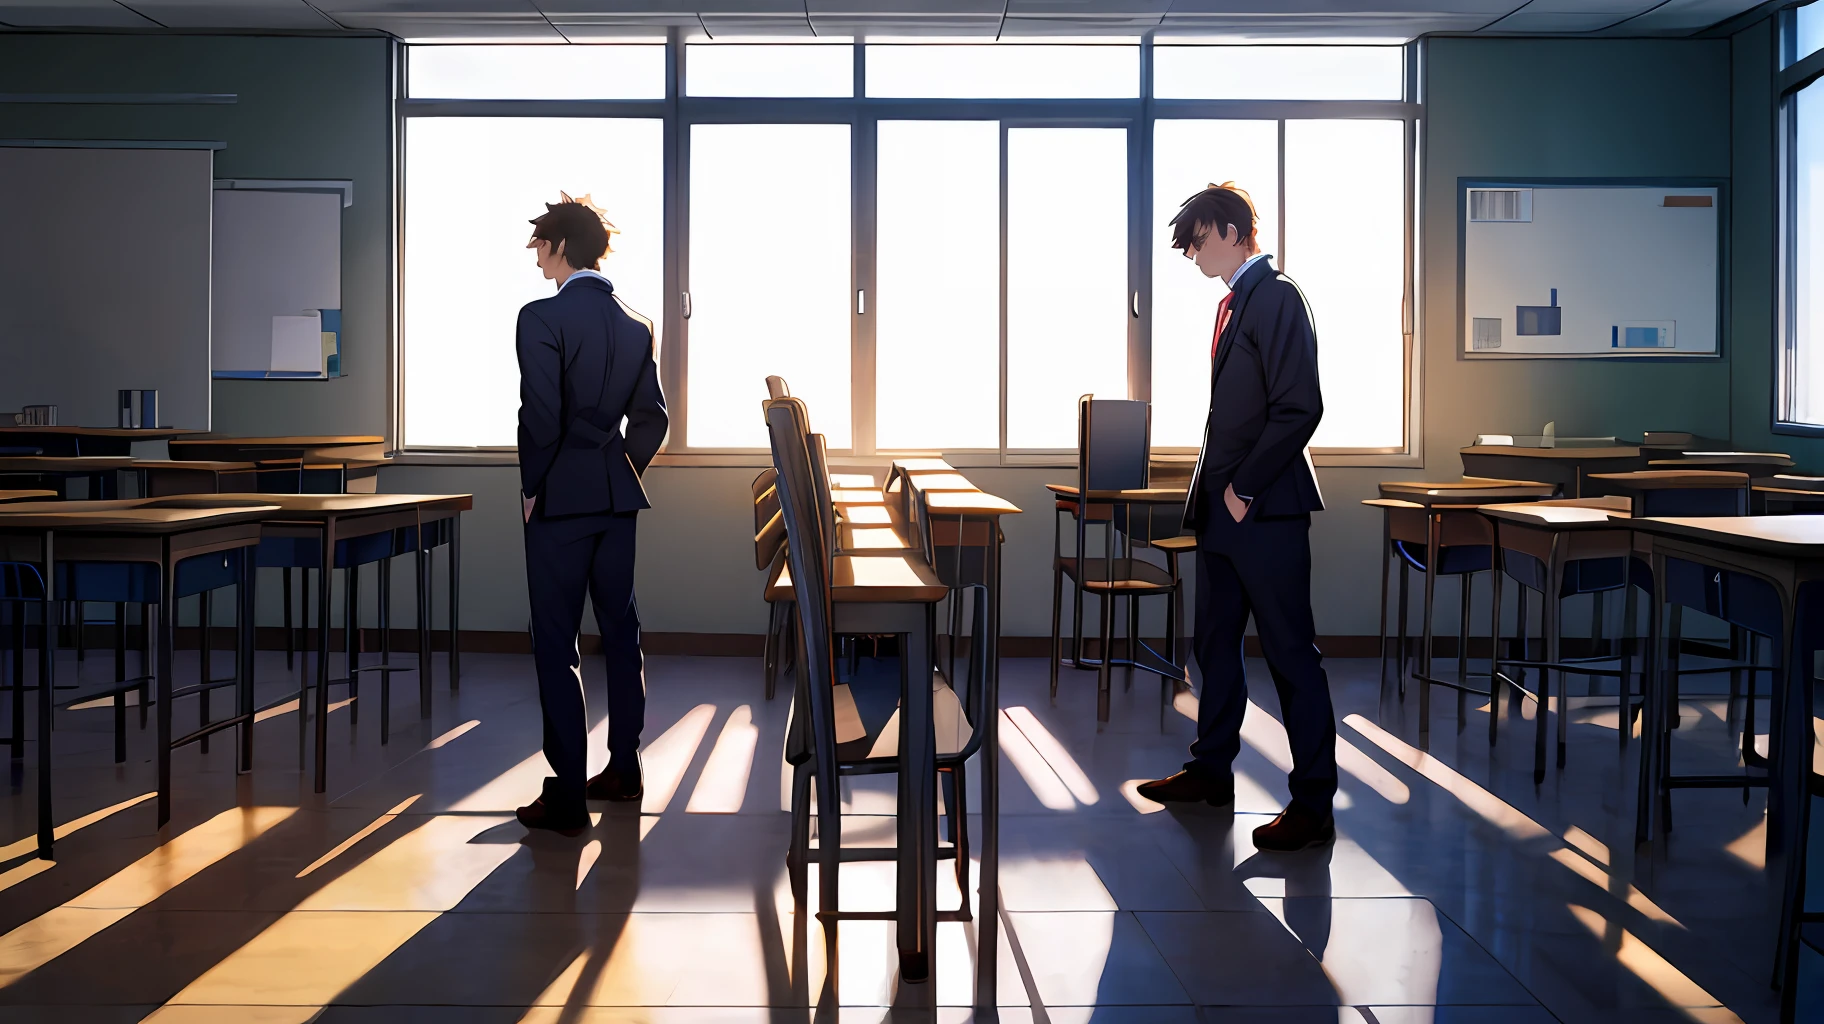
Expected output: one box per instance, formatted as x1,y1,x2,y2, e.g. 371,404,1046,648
0,640,1806,1022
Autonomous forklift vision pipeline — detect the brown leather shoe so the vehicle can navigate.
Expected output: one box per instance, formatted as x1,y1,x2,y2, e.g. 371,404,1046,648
516,796,588,837
1251,805,1335,852
586,764,643,802
1135,770,1235,807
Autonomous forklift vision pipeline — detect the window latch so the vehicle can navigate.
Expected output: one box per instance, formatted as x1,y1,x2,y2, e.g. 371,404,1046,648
1132,291,1140,318
857,289,867,316
681,291,691,319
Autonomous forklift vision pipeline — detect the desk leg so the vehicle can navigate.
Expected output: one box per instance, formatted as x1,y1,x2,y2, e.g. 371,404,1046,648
417,538,431,718
315,524,334,793
37,531,54,858
1418,513,1439,747
1489,553,1504,748
975,532,1002,1010
1636,552,1670,847
449,518,461,692
156,537,174,828
13,599,26,760
238,551,255,774
1771,588,1813,1011
896,605,937,984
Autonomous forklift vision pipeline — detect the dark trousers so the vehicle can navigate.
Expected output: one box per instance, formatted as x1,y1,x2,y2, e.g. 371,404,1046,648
523,507,645,812
1188,509,1338,814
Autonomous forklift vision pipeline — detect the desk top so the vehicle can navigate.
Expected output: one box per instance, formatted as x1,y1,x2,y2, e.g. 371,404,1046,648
133,460,259,472
828,472,881,489
891,458,955,473
0,501,280,532
175,435,384,447
1479,502,1630,527
199,493,472,517
906,472,978,493
1045,483,1188,504
1379,478,1556,503
1461,444,1641,460
0,426,202,440
1589,469,1751,489
842,524,913,551
773,553,948,603
1630,516,1824,556
830,488,886,505
840,504,893,525
0,490,56,503
0,456,138,473
925,490,1022,516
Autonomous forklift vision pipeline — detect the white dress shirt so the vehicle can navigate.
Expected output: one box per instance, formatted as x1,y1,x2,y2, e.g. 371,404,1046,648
558,268,611,292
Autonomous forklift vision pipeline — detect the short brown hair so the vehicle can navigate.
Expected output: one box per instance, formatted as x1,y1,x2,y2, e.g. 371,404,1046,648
528,192,618,271
1169,182,1258,253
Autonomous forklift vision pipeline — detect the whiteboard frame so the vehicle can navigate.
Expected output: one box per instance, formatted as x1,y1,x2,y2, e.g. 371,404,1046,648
1456,176,1729,361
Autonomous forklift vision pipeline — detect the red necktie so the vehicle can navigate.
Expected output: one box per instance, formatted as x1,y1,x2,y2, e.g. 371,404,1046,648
1211,292,1234,359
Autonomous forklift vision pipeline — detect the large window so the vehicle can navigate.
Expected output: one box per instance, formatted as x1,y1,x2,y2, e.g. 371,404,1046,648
1781,7,1824,429
403,117,664,449
400,42,1414,459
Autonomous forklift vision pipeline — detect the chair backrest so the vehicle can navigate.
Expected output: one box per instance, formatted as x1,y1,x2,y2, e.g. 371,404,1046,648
765,396,841,778
766,375,791,400
752,468,784,571
1077,396,1150,494
806,433,839,556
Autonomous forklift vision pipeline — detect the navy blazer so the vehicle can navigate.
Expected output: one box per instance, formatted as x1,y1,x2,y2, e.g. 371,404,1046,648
1183,256,1325,530
517,275,669,517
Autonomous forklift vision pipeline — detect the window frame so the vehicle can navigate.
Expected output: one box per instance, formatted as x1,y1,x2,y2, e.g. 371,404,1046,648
393,35,1421,466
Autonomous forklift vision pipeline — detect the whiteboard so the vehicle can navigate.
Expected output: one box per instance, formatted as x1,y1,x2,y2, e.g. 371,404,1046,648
0,145,214,428
1461,182,1721,358
211,187,341,377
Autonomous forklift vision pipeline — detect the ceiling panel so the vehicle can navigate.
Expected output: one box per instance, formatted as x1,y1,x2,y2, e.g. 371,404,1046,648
119,0,342,29
1619,0,1766,34
0,0,159,27
1483,1,1658,34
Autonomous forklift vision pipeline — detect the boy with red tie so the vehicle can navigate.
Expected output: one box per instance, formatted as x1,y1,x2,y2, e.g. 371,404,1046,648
1137,183,1337,852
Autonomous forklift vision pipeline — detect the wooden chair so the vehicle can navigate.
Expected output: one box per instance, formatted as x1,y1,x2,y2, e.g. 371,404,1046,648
766,396,986,990
1048,396,1182,722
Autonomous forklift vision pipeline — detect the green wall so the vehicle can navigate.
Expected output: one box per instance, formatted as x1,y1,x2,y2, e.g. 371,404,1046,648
0,30,1776,640
0,34,393,438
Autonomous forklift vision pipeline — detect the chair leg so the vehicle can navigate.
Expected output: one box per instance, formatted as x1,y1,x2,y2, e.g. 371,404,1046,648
1097,591,1114,723
113,600,127,764
1536,590,1555,785
284,567,295,670
417,545,432,719
138,602,150,728
1742,634,1762,766
199,590,212,754
1125,591,1139,690
787,762,812,904
380,558,393,742
763,602,781,701
948,763,971,915
1457,572,1472,723
75,600,86,663
1049,565,1064,700
347,565,361,726
10,601,24,759
1379,544,1391,693
1396,560,1410,700
1621,582,1639,749
1488,564,1503,747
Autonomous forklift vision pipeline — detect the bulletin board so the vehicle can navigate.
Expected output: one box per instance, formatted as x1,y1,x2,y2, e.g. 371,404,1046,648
1459,178,1725,359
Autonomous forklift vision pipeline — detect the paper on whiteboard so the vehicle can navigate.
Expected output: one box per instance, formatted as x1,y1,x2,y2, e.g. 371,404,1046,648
271,313,324,374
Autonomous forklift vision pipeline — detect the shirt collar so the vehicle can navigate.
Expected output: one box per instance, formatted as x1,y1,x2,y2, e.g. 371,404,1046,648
1227,252,1271,289
558,269,612,293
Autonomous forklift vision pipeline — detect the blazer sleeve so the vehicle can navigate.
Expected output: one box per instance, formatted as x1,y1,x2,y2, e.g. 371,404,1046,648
516,305,564,499
622,321,669,475
1230,281,1323,500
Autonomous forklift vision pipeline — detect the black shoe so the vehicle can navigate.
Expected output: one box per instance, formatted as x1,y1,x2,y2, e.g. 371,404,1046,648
1251,805,1335,852
1136,770,1235,807
516,796,588,837
587,762,643,802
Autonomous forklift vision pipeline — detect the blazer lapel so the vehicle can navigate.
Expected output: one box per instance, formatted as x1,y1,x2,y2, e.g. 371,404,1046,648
1208,256,1272,386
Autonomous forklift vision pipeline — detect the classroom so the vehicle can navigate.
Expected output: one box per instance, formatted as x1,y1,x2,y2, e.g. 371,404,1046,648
0,1,1817,1021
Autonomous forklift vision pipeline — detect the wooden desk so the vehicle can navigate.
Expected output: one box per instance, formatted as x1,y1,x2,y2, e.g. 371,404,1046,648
0,490,54,504
0,426,202,457
134,460,260,496
0,456,136,499
190,493,472,791
1625,516,1824,1014
1378,477,1556,504
169,435,385,461
890,458,955,474
1459,444,1645,498
1647,452,1795,475
1755,477,1824,514
0,500,279,853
